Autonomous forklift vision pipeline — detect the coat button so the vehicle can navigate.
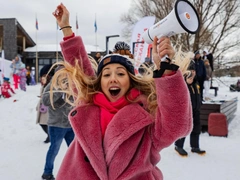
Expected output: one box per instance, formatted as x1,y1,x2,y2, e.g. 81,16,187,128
84,156,90,162
71,110,77,116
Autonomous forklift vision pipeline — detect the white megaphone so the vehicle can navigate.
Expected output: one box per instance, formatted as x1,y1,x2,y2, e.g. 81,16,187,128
142,0,199,46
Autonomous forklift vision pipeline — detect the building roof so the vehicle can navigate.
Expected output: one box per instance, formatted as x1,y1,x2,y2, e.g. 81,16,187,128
16,19,36,47
24,44,105,54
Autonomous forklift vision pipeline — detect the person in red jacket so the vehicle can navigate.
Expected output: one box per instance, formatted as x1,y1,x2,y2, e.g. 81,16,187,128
48,3,193,180
1,77,15,98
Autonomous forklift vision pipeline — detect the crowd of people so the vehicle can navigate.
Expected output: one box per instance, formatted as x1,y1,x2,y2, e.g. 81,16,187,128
0,55,36,99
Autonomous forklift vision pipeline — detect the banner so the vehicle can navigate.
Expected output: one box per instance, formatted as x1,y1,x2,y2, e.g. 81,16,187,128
130,16,155,73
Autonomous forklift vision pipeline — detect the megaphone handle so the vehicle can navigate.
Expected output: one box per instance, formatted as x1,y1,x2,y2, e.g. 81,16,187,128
161,55,169,62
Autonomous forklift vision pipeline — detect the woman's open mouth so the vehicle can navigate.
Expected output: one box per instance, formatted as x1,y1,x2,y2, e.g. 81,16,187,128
109,87,121,97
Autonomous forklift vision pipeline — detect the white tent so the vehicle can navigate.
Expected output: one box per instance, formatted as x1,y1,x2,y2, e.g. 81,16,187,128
0,57,12,82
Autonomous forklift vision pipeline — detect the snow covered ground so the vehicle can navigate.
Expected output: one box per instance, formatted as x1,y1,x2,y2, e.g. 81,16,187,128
0,76,239,180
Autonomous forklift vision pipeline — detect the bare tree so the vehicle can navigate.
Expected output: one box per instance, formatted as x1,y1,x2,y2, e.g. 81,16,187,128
120,0,240,60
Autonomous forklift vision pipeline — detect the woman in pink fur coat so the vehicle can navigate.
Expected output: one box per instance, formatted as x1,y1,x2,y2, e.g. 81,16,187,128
50,3,193,180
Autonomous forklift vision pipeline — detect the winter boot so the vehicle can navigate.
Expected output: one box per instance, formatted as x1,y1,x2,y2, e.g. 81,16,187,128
42,174,55,180
175,146,188,157
191,148,206,155
44,136,50,143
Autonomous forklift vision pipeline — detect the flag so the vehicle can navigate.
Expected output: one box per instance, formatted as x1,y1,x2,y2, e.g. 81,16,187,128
35,18,38,30
56,21,59,30
76,15,79,30
94,19,97,33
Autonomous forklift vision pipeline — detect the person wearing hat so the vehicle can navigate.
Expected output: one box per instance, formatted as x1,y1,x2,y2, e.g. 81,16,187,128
51,3,192,180
175,60,206,156
1,77,15,98
194,50,206,101
18,63,27,91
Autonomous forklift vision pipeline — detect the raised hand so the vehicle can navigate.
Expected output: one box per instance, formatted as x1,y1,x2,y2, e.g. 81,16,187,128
152,36,175,70
53,3,70,28
52,3,73,37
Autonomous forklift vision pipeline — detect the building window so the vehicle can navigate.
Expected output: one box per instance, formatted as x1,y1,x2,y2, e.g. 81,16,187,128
39,59,50,65
52,59,57,64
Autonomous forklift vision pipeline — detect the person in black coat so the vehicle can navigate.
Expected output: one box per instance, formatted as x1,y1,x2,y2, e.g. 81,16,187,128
174,60,206,156
193,50,206,101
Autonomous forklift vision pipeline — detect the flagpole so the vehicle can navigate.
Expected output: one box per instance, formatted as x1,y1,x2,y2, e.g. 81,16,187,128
95,13,97,52
35,14,39,83
56,21,58,62
76,13,78,35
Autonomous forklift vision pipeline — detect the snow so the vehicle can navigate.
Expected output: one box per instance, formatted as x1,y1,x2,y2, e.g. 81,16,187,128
0,76,239,180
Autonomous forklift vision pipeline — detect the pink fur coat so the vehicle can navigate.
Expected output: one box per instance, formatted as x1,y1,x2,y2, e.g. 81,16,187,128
56,36,192,180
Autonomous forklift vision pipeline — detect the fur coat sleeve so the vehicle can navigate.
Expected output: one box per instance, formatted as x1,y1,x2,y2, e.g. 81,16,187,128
60,36,95,76
152,70,192,151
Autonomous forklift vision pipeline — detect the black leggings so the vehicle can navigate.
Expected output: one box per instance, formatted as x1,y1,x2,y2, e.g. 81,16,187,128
175,110,201,148
40,124,49,136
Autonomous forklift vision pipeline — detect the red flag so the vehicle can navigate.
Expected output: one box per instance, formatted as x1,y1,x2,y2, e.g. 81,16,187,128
36,18,39,30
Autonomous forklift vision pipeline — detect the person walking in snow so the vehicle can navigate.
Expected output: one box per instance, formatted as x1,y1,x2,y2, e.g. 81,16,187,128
41,65,74,180
36,64,56,144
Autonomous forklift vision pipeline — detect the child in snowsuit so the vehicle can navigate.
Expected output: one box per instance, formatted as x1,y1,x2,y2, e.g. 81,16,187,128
1,77,15,98
19,63,27,91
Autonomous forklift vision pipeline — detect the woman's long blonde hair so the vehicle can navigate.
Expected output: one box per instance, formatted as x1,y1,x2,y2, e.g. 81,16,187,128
49,49,191,115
